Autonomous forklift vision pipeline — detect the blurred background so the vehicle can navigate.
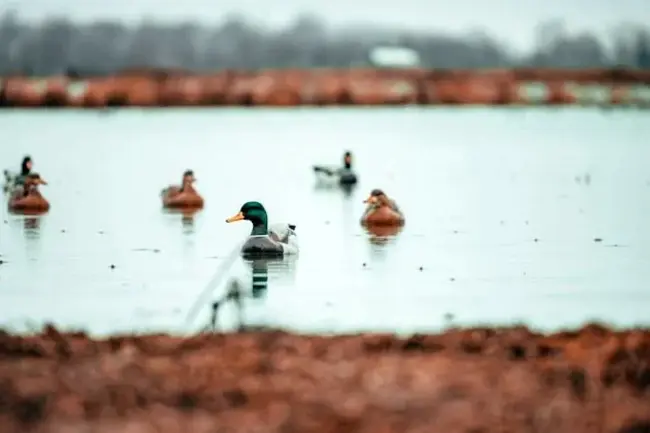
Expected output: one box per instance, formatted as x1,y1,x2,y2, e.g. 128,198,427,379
0,0,649,75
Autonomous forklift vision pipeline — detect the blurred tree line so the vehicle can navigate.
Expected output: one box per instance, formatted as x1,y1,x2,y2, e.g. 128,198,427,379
0,11,648,76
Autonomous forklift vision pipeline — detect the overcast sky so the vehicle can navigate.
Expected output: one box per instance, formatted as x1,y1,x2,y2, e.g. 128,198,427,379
2,0,648,52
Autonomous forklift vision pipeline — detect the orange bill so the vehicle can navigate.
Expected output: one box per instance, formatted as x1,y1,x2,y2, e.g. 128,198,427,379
226,211,245,223
37,178,48,185
363,195,378,204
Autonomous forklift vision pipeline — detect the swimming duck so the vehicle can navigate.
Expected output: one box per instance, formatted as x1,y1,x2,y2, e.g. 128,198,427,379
226,201,298,257
161,169,204,209
313,150,358,185
8,173,50,214
360,188,404,226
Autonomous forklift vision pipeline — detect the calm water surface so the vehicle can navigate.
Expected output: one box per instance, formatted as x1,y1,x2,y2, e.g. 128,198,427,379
0,107,649,335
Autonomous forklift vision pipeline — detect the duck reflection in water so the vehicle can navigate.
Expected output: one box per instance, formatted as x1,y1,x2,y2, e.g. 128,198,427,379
206,257,297,331
248,258,271,298
22,216,41,240
365,226,402,262
162,208,199,233
24,216,40,230
181,212,196,233
313,181,356,197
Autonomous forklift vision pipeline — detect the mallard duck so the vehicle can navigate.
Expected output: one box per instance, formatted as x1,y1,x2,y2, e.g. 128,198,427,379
8,173,50,214
313,150,358,185
360,188,405,226
225,201,298,257
161,169,204,209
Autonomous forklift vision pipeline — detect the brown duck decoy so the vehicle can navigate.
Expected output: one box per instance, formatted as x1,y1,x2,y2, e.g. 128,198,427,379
161,169,204,210
360,188,405,227
7,173,50,214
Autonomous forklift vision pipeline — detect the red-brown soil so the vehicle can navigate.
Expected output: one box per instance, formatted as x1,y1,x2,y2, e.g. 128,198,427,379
1,324,649,433
2,68,650,108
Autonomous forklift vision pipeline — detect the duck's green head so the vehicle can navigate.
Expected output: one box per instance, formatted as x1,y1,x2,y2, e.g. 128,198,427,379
226,201,268,235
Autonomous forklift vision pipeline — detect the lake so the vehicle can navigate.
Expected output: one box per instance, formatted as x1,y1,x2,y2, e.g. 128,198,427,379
1,107,649,336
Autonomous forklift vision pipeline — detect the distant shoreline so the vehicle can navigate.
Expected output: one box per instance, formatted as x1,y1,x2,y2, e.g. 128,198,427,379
1,68,649,108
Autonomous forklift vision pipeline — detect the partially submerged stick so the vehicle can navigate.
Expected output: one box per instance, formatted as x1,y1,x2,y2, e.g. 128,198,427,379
184,241,243,330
